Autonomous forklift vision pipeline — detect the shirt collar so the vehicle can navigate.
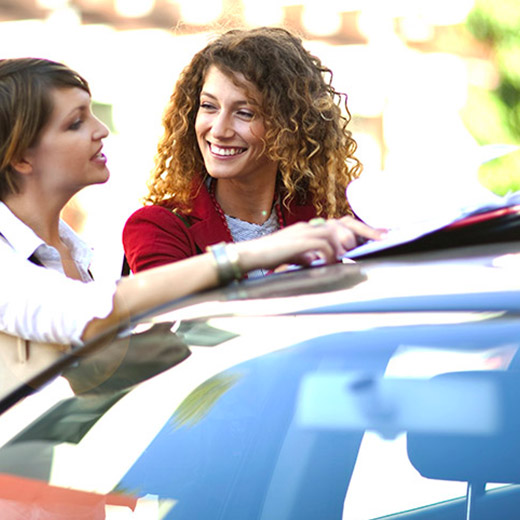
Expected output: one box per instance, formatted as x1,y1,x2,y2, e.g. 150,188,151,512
0,201,93,271
0,201,45,259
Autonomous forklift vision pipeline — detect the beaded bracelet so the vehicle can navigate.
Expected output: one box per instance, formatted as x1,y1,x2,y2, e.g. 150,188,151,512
206,242,243,285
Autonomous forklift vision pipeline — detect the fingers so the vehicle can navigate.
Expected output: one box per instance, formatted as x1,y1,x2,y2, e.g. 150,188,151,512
338,215,387,243
285,221,343,265
288,217,386,264
237,216,386,274
243,221,337,269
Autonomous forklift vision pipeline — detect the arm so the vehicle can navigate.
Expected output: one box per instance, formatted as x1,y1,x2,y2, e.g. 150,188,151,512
84,219,376,341
0,218,382,345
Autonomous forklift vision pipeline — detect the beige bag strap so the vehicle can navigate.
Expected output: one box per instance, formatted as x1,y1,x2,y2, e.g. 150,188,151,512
0,331,71,396
16,336,28,364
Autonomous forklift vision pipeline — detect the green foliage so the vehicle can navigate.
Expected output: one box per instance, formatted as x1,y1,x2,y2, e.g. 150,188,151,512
465,0,520,194
462,87,511,144
479,150,520,195
467,0,520,44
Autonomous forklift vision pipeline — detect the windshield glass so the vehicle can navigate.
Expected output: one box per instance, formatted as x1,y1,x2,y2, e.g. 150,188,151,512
0,311,518,519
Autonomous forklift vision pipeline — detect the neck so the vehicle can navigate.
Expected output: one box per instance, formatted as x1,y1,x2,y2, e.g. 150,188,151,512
4,189,68,247
212,177,278,225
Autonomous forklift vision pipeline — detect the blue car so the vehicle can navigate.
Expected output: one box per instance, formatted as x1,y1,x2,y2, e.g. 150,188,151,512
0,238,519,520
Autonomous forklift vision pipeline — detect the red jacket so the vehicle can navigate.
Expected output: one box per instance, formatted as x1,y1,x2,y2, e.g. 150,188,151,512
122,181,317,273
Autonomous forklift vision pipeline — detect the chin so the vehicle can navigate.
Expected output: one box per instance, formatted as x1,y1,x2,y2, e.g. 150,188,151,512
95,170,110,184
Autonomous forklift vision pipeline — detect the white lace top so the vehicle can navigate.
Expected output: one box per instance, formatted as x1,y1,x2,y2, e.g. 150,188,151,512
226,206,280,279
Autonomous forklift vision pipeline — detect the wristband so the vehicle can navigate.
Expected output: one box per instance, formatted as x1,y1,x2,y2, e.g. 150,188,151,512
206,242,243,285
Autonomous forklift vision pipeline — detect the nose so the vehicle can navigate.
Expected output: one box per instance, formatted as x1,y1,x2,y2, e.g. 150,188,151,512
211,111,234,139
93,117,110,140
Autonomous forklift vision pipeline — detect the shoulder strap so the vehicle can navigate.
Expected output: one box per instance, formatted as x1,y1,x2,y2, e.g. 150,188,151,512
0,231,92,278
172,210,192,229
121,253,131,277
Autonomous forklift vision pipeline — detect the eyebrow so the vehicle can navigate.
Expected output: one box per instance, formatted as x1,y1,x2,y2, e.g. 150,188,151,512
63,104,88,118
199,91,257,107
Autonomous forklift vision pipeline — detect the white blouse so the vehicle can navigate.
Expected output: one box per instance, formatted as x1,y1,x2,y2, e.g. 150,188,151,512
0,202,116,346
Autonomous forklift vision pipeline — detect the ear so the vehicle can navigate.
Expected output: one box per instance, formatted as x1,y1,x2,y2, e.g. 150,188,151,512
10,156,33,175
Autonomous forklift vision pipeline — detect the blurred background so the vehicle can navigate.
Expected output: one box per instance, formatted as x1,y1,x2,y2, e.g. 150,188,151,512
1,0,519,280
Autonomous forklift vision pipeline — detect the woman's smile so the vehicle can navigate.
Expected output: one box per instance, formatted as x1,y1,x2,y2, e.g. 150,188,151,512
208,142,247,157
195,65,278,183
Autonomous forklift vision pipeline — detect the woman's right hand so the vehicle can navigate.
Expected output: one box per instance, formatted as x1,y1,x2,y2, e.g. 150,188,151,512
235,217,384,273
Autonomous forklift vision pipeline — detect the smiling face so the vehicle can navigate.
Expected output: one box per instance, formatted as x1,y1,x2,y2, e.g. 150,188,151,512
195,65,278,185
23,87,109,198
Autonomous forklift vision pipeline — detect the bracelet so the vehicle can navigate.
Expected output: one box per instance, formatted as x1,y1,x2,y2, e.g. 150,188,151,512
206,242,243,285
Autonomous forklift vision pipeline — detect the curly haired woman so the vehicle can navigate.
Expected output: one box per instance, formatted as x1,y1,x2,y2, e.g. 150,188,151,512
123,27,378,276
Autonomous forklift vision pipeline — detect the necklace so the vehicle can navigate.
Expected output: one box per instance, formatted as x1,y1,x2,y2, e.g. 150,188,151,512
209,178,284,243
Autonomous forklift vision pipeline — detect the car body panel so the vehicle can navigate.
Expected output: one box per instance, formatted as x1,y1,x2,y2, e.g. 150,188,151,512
0,241,520,519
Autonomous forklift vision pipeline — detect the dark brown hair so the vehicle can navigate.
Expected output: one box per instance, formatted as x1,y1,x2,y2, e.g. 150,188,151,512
0,58,90,200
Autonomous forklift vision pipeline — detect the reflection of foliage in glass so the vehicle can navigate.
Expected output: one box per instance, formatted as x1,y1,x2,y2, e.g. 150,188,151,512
171,373,243,429
465,0,520,194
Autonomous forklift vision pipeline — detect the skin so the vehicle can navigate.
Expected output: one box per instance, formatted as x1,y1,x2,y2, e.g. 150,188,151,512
7,87,109,279
195,65,279,225
86,217,383,341
3,85,385,344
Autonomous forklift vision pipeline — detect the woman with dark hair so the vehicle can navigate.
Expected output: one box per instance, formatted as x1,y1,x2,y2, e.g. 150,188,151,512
123,27,380,275
0,57,371,352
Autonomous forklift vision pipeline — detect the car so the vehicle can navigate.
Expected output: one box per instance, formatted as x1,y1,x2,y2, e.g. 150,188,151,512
0,235,520,520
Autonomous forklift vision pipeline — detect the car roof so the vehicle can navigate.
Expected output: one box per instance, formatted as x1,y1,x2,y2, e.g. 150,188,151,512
141,240,520,323
1,239,519,413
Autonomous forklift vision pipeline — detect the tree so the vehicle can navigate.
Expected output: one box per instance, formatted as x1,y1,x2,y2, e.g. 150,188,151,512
464,0,520,194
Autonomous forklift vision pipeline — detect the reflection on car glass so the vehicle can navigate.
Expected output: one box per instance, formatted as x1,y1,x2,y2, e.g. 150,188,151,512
175,321,239,347
2,391,127,447
226,261,366,300
171,372,243,429
63,322,191,395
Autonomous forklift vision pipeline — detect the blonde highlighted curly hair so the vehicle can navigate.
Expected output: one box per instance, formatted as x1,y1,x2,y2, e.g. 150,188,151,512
146,26,361,218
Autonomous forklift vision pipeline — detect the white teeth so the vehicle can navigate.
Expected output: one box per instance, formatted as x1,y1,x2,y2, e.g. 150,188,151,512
210,143,244,156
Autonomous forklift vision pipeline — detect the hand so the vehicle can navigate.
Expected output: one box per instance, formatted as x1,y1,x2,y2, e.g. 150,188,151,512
236,217,385,272
337,215,387,248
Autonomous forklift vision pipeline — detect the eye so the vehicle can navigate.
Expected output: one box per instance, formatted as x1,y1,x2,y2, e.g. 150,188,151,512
237,109,254,120
68,118,83,130
199,101,217,111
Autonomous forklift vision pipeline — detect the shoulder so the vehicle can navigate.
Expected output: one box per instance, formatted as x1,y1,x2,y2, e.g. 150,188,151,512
124,204,191,230
122,204,197,272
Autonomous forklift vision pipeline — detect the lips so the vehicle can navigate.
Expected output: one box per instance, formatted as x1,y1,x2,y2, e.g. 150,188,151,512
91,147,107,162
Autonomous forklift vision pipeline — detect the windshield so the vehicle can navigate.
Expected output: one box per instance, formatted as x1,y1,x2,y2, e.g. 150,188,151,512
0,310,518,519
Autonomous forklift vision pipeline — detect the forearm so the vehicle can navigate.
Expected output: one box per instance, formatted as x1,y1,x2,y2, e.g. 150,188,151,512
81,252,220,341
82,218,382,342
